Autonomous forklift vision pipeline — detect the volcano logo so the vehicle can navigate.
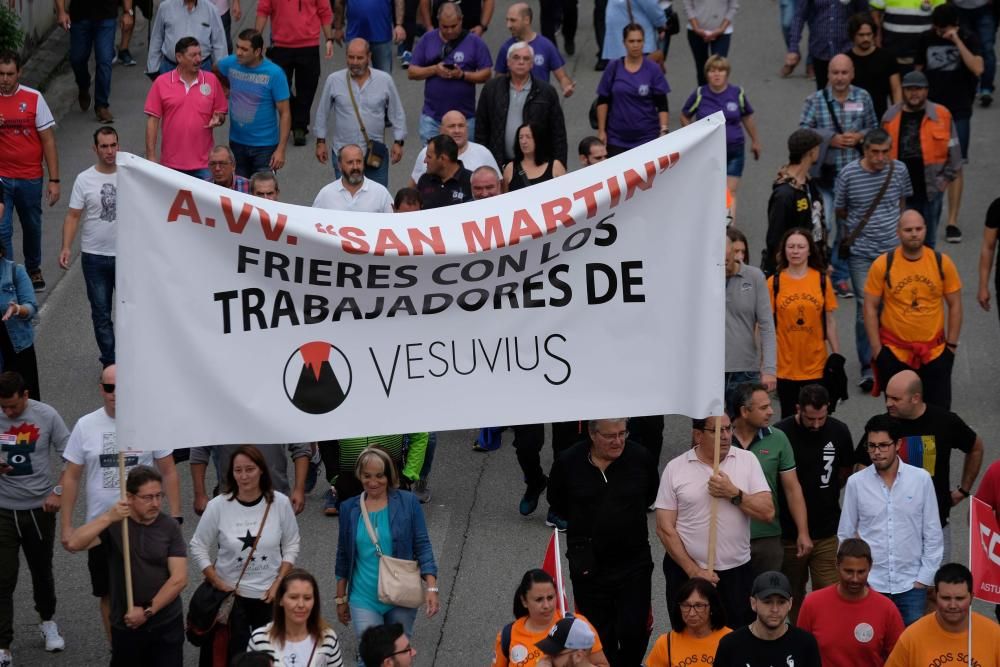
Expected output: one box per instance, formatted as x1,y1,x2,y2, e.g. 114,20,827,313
283,342,352,414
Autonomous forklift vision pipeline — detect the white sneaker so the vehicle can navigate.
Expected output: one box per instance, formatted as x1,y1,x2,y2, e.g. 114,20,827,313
39,620,64,652
0,648,11,666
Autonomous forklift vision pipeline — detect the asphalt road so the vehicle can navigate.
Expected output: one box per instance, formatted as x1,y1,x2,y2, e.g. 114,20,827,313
8,0,999,664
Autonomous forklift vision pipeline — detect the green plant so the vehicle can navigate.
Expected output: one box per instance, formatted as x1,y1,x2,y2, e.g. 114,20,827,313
0,4,24,53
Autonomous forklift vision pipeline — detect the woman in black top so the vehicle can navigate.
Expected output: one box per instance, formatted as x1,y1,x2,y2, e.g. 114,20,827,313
503,122,566,192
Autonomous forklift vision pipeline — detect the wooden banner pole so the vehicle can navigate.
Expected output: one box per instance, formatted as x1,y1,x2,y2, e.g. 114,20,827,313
118,452,134,611
706,416,722,575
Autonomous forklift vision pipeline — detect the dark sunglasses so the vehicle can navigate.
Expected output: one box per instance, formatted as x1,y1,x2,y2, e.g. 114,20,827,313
102,383,116,393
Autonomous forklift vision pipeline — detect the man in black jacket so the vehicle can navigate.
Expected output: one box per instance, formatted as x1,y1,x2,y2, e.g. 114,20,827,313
763,129,827,276
475,40,567,167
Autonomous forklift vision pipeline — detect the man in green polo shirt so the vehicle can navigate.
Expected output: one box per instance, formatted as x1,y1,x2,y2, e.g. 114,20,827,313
730,382,814,577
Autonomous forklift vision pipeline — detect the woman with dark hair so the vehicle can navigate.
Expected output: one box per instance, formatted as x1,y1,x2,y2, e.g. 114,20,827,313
0,234,40,400
247,568,344,666
767,228,841,417
491,569,609,667
190,445,301,667
502,123,567,192
596,23,670,156
646,578,730,667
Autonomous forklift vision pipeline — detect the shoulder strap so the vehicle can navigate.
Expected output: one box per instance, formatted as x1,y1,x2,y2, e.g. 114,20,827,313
346,70,372,148
689,86,704,115
886,247,945,290
771,271,780,327
820,270,828,341
667,630,673,667
358,492,384,557
934,250,944,282
234,500,272,590
844,160,895,249
501,622,514,659
624,0,635,24
821,88,846,135
738,86,747,114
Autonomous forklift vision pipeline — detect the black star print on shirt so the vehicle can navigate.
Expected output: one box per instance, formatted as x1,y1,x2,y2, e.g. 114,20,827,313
237,530,256,551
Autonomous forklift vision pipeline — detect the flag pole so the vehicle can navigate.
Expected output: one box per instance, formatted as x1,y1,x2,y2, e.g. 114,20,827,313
118,452,134,611
553,527,567,616
707,415,722,575
969,504,973,667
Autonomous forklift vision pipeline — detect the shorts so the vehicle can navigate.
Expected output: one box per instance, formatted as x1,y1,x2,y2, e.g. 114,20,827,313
953,114,970,161
88,539,111,598
726,143,745,177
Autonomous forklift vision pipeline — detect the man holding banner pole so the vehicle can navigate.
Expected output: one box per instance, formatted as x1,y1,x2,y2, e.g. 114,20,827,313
655,412,773,627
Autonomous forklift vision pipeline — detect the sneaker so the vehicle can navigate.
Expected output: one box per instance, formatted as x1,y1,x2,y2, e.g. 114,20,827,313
117,49,137,67
293,128,307,146
95,106,114,123
78,87,91,111
981,91,993,108
0,648,10,666
400,50,412,69
29,269,45,292
519,475,548,516
323,487,339,516
545,511,568,532
945,225,962,243
413,479,431,504
858,377,874,394
40,620,64,652
833,279,853,298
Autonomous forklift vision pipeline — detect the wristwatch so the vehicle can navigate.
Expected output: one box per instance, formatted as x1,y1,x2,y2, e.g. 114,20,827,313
957,487,971,498
730,490,743,506
52,485,63,496
143,607,153,619
334,596,348,605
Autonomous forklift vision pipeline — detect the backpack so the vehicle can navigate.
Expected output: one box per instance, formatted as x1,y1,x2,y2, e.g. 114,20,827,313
686,85,748,117
883,248,944,290
500,622,513,659
772,269,827,341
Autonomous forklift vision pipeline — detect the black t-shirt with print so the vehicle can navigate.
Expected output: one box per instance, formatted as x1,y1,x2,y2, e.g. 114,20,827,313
714,626,822,667
915,28,982,117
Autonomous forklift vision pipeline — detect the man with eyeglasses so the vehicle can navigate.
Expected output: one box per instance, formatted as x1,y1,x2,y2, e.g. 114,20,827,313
206,146,251,193
656,413,773,627
838,413,942,626
535,616,597,667
66,465,187,666
359,621,416,666
547,418,659,667
0,371,70,661
57,364,182,643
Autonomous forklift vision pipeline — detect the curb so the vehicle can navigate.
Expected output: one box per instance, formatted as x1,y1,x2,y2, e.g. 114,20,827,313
19,26,70,93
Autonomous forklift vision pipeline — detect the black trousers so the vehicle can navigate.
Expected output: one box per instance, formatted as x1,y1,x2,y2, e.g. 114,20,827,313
776,378,821,419
874,345,954,410
541,0,577,44
812,57,830,90
572,561,653,667
594,0,608,54
513,422,588,489
663,553,754,628
628,414,664,465
0,508,56,649
111,615,184,667
267,45,321,132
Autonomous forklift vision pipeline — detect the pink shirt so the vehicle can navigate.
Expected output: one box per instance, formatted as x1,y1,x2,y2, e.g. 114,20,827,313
144,69,228,171
655,446,769,571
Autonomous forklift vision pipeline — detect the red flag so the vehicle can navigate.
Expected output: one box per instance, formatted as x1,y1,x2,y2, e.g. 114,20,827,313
542,531,569,614
970,497,1000,603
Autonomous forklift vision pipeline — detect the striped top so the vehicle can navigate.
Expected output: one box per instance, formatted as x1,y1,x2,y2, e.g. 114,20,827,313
248,624,344,667
834,158,913,258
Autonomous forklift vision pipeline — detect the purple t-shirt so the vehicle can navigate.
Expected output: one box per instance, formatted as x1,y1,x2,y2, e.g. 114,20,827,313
411,30,492,120
681,83,753,147
494,34,565,83
597,58,670,149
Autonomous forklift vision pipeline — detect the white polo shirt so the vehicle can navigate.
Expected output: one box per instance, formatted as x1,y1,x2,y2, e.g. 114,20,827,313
312,177,394,213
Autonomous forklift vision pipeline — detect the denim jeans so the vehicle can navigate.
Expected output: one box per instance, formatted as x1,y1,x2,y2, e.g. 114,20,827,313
331,147,389,188
350,604,417,667
370,40,394,73
887,587,927,626
778,0,795,49
817,182,849,284
230,141,276,179
848,253,876,376
419,113,475,145
70,18,116,109
176,167,211,180
957,4,996,93
0,177,43,272
687,30,732,86
81,252,116,367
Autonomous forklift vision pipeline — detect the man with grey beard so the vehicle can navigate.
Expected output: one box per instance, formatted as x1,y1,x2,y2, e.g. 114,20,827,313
312,143,394,213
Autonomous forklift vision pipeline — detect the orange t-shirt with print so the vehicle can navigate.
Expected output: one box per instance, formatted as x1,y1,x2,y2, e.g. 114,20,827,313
864,247,961,365
884,611,1000,667
491,612,604,667
645,627,732,667
768,268,837,380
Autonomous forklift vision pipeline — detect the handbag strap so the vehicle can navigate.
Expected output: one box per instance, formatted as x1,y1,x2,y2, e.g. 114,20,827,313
844,160,895,248
359,492,385,557
667,631,672,667
233,500,272,591
624,0,635,24
346,70,372,148
821,88,846,136
306,637,318,667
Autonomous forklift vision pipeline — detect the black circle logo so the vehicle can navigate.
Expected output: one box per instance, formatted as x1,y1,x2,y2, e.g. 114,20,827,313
283,342,352,414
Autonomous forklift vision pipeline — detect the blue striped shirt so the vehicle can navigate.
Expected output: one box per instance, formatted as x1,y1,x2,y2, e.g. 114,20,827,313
800,86,879,174
834,159,912,258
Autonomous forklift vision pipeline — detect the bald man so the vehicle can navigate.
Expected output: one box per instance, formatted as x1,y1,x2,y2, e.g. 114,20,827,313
408,110,499,187
495,3,575,96
854,369,983,563
470,165,501,199
863,211,961,409
799,53,879,301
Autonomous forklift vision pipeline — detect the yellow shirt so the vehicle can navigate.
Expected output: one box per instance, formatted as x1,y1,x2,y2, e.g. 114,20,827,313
884,612,1000,667
645,627,732,667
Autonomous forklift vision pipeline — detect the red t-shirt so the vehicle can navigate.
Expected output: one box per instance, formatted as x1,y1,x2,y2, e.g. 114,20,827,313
0,85,55,179
798,585,904,667
144,70,227,171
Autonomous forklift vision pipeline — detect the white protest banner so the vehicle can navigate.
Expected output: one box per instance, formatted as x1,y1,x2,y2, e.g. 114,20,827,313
116,114,727,450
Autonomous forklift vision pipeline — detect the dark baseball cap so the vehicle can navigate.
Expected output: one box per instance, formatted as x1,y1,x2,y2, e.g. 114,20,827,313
752,571,792,600
901,71,929,88
535,617,595,655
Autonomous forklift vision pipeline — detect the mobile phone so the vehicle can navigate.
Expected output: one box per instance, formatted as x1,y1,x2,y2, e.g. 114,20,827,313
444,63,456,70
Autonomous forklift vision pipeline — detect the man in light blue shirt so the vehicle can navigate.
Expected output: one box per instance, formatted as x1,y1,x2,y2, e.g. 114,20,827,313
838,413,942,626
147,0,228,74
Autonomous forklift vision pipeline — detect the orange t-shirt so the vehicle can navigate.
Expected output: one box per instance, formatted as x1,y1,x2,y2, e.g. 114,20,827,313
645,627,732,667
491,612,604,667
884,611,1000,667
864,247,961,365
768,268,837,380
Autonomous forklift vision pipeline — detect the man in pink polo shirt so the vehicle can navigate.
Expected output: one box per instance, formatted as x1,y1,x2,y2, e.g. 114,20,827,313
655,413,773,627
144,37,227,178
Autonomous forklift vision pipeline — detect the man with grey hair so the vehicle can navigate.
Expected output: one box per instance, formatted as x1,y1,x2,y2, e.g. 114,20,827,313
249,171,280,200
475,40,567,167
408,110,499,187
313,144,394,212
206,146,250,193
470,165,501,199
496,3,575,96
547,417,659,666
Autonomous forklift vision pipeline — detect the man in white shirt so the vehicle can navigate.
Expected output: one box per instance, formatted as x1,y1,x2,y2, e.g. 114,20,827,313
313,144,394,213
60,126,120,368
57,365,181,642
838,413,942,626
408,110,498,187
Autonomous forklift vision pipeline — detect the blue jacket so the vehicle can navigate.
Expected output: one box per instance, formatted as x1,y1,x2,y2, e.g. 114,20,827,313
0,259,36,354
335,488,437,586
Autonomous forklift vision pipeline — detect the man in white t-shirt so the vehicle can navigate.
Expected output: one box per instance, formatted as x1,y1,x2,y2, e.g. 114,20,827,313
56,365,181,641
407,109,498,187
60,126,120,368
313,144,394,213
